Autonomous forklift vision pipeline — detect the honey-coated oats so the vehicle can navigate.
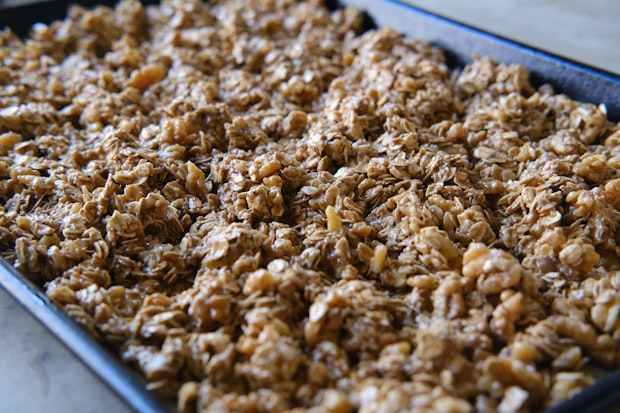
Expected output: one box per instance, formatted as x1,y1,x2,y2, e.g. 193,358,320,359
1,0,620,411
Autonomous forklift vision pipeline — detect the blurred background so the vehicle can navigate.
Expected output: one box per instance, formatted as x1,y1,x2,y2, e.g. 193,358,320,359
0,1,619,413
1,0,619,73
407,0,620,74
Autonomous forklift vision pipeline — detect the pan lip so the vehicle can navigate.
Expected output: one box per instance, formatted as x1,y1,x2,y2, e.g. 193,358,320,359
384,0,620,80
0,259,175,413
343,0,620,121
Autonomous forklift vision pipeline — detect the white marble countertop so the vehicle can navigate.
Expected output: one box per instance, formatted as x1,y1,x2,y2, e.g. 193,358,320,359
1,1,619,412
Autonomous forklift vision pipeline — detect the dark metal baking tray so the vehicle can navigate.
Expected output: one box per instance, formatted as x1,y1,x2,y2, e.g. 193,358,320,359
1,1,620,412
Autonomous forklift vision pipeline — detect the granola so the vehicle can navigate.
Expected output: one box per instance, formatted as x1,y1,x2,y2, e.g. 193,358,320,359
1,0,619,412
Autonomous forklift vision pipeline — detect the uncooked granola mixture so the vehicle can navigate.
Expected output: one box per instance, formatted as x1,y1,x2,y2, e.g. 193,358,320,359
1,0,620,411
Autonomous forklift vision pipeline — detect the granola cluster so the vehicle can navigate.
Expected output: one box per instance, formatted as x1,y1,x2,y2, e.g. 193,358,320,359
1,0,620,412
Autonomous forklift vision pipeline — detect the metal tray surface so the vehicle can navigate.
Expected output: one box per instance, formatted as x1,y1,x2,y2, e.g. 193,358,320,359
1,1,620,412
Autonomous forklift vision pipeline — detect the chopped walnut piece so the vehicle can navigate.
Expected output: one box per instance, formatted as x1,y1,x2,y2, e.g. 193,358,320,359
462,243,522,294
126,64,168,92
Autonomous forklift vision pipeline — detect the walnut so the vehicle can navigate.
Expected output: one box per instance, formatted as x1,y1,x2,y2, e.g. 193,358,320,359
126,64,168,92
462,243,522,294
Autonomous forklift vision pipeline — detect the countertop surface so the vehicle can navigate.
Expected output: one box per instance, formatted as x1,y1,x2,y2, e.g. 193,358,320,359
1,1,619,412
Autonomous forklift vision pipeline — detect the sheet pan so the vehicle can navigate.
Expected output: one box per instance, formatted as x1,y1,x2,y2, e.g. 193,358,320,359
1,1,620,412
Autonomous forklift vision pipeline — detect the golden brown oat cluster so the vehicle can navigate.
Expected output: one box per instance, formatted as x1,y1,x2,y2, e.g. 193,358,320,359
1,0,620,411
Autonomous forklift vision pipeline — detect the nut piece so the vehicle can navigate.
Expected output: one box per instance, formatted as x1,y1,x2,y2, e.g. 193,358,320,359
591,290,620,334
127,64,167,92
558,239,600,274
326,205,343,232
369,243,388,274
462,243,522,294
